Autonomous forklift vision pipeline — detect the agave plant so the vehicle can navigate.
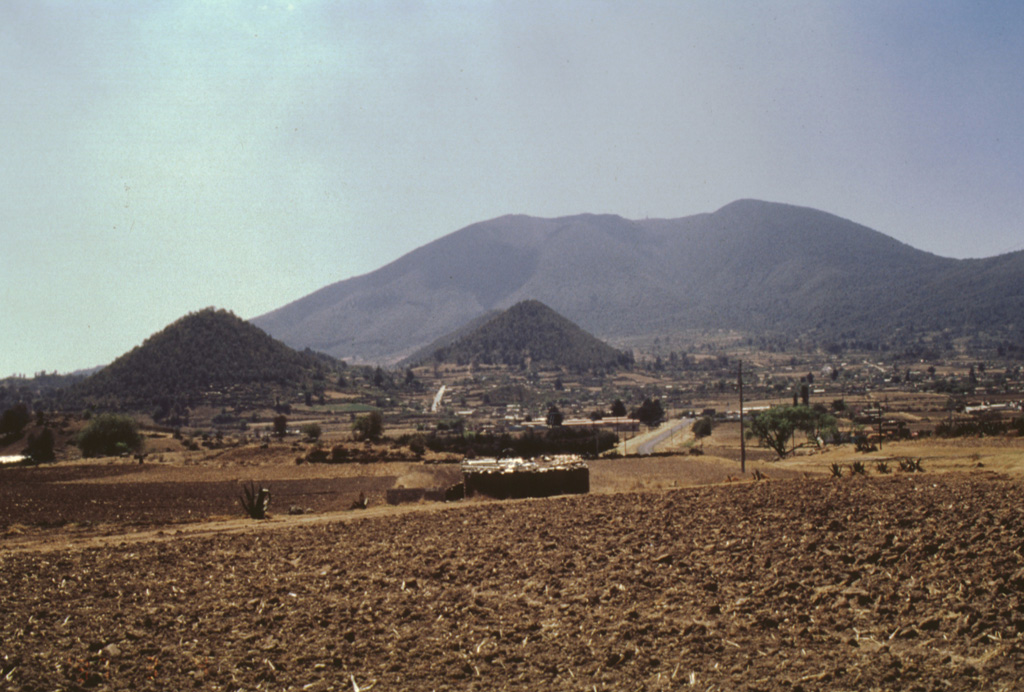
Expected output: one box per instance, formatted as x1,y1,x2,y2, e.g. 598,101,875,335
898,457,924,473
830,462,844,478
240,481,270,519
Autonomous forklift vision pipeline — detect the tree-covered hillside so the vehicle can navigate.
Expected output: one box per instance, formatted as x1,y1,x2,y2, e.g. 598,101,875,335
424,300,633,371
254,200,1024,363
69,308,338,413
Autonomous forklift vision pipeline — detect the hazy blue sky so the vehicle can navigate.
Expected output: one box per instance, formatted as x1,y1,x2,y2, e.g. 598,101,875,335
3,1,1023,376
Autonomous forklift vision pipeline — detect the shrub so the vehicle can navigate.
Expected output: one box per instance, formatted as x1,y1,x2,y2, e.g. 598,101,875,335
273,415,288,439
352,411,384,441
0,403,31,437
300,422,322,441
24,427,56,462
77,414,144,458
691,417,714,443
408,434,427,458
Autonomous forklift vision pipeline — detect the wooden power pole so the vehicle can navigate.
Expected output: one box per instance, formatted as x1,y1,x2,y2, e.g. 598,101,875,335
739,360,746,474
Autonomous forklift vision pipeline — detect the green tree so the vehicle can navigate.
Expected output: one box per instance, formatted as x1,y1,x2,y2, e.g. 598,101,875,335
799,407,838,446
692,417,714,447
0,403,31,437
300,422,322,441
273,415,288,439
635,398,664,428
408,433,427,458
25,427,56,462
77,414,144,458
749,407,799,458
750,405,838,458
546,405,564,427
611,399,627,417
353,411,384,441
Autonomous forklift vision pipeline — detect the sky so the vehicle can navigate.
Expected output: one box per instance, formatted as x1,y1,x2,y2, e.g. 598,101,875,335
3,1,1023,376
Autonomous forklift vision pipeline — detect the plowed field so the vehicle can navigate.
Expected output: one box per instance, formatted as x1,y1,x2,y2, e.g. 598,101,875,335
3,471,1022,691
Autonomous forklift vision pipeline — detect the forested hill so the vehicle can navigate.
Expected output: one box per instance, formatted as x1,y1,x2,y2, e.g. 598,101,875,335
253,200,1024,363
69,308,337,413
421,300,634,371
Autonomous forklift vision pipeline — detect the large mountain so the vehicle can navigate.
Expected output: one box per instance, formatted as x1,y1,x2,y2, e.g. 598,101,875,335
413,300,633,370
253,200,1024,362
71,308,337,411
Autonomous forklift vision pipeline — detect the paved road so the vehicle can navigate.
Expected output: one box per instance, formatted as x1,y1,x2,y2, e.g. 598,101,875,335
636,417,695,455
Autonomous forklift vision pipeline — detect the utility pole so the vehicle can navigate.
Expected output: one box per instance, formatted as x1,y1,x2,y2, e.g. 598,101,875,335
739,360,746,474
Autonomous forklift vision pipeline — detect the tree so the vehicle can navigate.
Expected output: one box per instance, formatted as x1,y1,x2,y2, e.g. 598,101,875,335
635,398,664,428
749,407,799,458
0,403,31,438
77,414,144,458
25,427,56,462
353,411,384,441
546,405,564,427
692,417,714,447
273,415,288,439
799,408,838,446
611,399,627,417
300,422,322,441
750,405,838,459
408,433,427,458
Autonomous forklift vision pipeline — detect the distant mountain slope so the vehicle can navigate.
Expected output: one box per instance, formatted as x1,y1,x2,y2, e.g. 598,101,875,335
401,309,502,367
253,200,1024,362
417,300,633,370
72,308,335,411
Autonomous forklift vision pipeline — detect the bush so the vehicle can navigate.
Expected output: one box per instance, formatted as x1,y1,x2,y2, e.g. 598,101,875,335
273,415,288,439
77,414,144,458
411,428,618,459
408,434,427,458
300,422,322,441
353,411,384,441
0,403,31,437
24,427,56,462
691,417,714,443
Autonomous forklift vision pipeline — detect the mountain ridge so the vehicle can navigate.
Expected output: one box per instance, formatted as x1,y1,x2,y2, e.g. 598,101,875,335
253,200,1023,362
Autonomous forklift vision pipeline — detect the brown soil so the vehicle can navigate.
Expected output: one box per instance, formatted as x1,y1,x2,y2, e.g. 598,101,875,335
2,469,1023,690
